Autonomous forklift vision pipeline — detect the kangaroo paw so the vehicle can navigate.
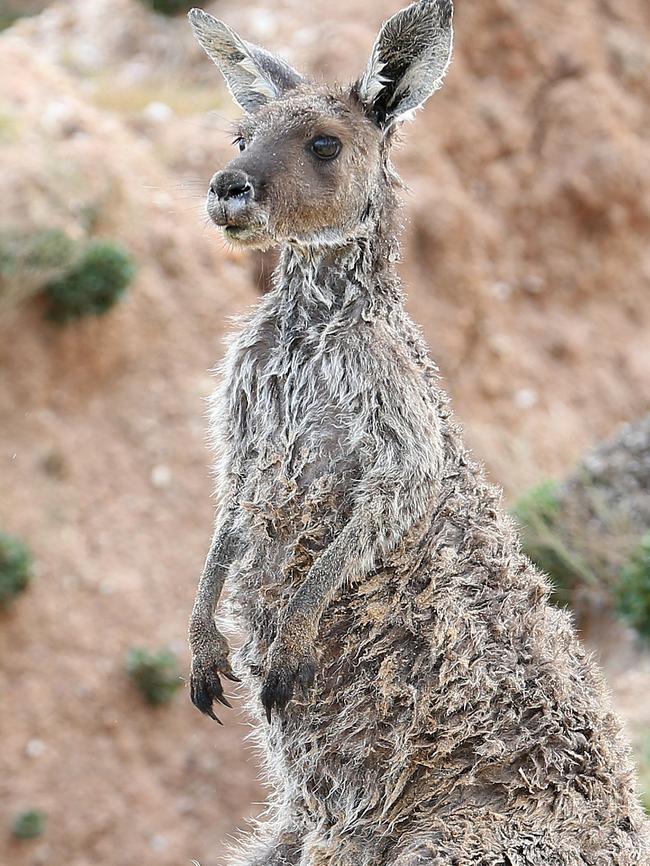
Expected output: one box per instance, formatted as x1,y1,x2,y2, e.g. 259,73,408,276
260,646,316,722
189,629,240,723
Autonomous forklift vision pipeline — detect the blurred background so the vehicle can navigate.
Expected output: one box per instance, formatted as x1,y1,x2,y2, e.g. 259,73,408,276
1,0,649,864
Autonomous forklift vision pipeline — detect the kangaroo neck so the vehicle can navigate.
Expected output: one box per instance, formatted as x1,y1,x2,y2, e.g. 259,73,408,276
275,226,403,325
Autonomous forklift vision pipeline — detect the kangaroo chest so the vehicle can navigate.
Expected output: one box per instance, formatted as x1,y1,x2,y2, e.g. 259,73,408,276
222,311,365,621
228,312,365,501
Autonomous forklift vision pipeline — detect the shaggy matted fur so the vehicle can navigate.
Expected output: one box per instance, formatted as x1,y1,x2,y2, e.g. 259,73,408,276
186,2,650,863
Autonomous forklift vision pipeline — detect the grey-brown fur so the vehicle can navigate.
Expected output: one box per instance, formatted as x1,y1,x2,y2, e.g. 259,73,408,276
186,2,650,863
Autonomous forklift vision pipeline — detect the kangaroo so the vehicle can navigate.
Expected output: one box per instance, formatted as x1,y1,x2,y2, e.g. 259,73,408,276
186,3,650,864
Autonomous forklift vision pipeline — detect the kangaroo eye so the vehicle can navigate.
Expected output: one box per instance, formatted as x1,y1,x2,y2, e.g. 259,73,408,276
310,135,342,160
233,136,246,152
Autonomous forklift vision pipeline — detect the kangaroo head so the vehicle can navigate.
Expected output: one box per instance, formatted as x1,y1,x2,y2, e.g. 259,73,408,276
189,1,453,250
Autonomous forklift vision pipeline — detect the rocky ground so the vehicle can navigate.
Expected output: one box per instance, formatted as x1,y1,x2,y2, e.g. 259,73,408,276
1,1,649,864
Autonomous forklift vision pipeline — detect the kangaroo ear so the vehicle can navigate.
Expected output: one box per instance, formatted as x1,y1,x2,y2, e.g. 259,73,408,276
356,0,453,129
188,9,303,113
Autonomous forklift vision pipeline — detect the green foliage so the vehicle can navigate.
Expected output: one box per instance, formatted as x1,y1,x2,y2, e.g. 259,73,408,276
126,647,183,706
26,229,75,271
139,0,194,15
0,1,49,32
0,531,32,606
0,10,23,31
0,228,75,279
44,239,136,323
513,480,591,605
0,229,136,319
513,480,561,526
13,809,46,840
617,534,650,642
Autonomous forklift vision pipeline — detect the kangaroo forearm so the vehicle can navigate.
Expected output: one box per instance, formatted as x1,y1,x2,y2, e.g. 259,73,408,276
188,509,243,722
281,478,436,643
281,514,372,640
189,513,239,647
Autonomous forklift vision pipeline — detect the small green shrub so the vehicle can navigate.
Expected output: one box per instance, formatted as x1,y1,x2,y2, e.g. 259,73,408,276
45,239,136,323
617,534,650,642
126,647,183,706
513,480,591,605
139,0,194,15
0,532,32,606
25,228,75,271
0,1,50,32
0,228,77,312
13,809,46,840
0,228,75,279
514,480,561,527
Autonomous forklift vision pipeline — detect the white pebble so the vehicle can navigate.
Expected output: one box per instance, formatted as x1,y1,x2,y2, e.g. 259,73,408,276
25,739,46,758
143,101,174,123
514,388,539,410
151,465,172,488
150,834,169,852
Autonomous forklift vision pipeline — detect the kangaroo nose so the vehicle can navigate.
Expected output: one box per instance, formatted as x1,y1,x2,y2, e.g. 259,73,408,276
210,169,253,201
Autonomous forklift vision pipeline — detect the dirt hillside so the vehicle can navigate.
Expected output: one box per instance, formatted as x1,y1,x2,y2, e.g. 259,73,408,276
1,1,650,864
0,30,262,866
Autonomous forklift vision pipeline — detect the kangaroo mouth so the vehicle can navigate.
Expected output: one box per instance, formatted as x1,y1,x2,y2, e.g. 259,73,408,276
221,218,272,249
224,224,248,237
222,224,266,246
207,200,271,248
